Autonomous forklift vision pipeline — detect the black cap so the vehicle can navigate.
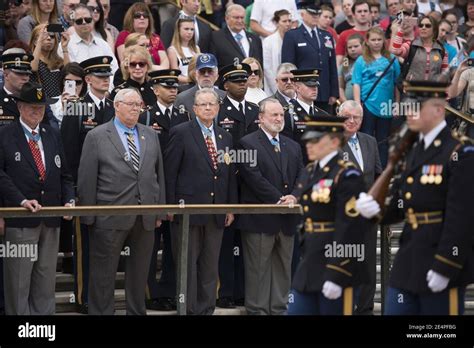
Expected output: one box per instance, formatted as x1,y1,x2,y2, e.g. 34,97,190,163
79,56,113,76
16,82,56,105
297,1,321,15
291,68,321,87
220,63,251,83
1,53,33,74
148,69,180,87
301,116,347,141
403,80,449,100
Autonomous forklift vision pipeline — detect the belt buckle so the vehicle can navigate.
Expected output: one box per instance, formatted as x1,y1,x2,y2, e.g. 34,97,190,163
407,208,418,229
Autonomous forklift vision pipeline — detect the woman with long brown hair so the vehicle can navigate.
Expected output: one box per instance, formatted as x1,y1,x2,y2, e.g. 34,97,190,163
30,24,70,97
115,2,169,70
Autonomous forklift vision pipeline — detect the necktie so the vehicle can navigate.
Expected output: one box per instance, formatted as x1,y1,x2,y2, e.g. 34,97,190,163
205,134,218,170
410,138,425,167
311,29,316,39
98,101,104,111
165,108,170,119
309,106,314,118
28,131,46,181
127,132,140,172
348,136,363,168
270,137,280,153
239,102,245,115
234,33,247,57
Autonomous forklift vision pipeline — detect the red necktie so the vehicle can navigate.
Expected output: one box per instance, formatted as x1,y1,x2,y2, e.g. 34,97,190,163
205,135,218,170
28,131,46,181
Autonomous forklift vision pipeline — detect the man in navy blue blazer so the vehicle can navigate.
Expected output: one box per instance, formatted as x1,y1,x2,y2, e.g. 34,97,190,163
281,3,338,113
0,82,75,315
238,98,304,315
164,88,238,315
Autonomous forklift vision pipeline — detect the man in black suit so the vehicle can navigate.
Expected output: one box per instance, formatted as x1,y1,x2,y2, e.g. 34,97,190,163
60,56,115,314
238,98,304,315
160,0,213,53
210,4,263,71
338,100,382,315
165,88,238,315
139,69,190,311
215,63,259,308
0,82,75,315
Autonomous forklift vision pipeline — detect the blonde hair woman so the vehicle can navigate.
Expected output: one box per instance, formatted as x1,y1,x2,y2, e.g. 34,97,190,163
18,0,59,43
111,45,157,107
242,57,267,104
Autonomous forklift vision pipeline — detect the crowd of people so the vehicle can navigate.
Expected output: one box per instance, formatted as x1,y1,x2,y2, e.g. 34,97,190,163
0,0,473,316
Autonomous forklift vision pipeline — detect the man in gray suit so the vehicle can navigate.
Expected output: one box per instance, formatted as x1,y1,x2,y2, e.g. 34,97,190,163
77,88,166,315
338,100,382,315
174,53,226,119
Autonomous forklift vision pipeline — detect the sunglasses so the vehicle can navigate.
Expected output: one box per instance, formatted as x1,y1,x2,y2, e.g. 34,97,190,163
250,69,260,76
418,23,432,29
75,17,93,25
133,12,150,19
280,77,294,83
129,61,147,68
87,5,100,13
65,79,83,85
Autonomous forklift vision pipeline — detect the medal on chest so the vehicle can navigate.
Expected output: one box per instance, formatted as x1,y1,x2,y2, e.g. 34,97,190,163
311,179,333,203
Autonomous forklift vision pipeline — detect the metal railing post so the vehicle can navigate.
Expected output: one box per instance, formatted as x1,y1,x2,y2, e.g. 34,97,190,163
176,214,190,315
380,224,391,314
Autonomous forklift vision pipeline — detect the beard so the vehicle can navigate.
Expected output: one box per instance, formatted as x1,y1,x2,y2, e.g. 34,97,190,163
266,122,284,133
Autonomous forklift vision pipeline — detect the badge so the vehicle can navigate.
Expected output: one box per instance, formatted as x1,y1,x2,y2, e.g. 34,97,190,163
434,165,443,184
55,155,61,168
420,165,429,184
433,54,440,62
224,152,231,165
434,139,441,147
345,196,359,217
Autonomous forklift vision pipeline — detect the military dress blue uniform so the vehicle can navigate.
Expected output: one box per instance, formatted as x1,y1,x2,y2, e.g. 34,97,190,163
139,69,190,310
381,81,474,315
288,117,369,315
281,6,338,108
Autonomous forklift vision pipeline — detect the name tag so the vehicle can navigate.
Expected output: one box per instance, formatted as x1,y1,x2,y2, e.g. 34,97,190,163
297,43,307,47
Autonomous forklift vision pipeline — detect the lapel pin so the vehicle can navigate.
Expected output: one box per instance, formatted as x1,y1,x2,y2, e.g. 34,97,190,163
248,106,251,110
434,139,441,147
41,128,46,133
218,134,222,139
227,106,232,110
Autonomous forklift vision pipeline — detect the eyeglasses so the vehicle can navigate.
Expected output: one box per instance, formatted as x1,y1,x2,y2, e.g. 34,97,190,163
65,79,83,85
418,23,432,29
74,17,93,25
279,77,294,83
120,101,142,108
344,115,362,122
195,102,219,108
87,5,100,13
133,12,150,19
129,61,147,68
250,69,260,76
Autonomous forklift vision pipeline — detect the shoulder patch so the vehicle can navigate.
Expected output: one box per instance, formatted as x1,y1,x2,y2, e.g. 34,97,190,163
463,145,474,153
344,169,361,177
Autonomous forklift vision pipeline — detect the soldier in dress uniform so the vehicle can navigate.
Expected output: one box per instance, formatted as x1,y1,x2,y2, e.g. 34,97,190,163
282,68,330,164
0,50,33,127
356,81,474,315
139,69,190,311
288,116,368,315
60,56,115,314
213,63,260,308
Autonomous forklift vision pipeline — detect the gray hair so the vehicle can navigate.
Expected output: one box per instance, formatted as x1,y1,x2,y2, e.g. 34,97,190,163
276,62,297,76
259,97,281,113
73,3,93,17
338,100,363,117
194,88,219,105
114,88,142,104
226,4,245,17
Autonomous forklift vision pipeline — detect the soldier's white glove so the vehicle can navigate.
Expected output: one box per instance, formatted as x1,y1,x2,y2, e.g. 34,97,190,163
322,281,342,300
355,192,381,219
426,270,449,293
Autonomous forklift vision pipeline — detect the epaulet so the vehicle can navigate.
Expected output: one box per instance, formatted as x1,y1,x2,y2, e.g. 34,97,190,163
114,82,126,92
246,101,258,108
105,97,113,103
335,160,361,183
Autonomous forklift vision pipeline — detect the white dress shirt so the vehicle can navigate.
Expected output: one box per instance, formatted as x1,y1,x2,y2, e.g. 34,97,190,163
318,150,338,169
157,100,173,117
229,28,250,57
420,120,447,150
227,96,246,113
263,31,283,95
348,134,364,171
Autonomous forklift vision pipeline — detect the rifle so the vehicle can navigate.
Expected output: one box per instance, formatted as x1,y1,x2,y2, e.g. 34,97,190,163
368,122,418,211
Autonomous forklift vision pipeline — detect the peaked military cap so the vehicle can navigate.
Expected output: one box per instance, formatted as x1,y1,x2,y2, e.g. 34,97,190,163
80,56,114,76
301,115,347,141
220,63,251,83
148,69,180,87
291,68,321,87
1,53,33,74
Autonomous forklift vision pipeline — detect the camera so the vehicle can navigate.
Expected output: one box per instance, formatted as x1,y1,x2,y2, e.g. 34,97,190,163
46,24,65,33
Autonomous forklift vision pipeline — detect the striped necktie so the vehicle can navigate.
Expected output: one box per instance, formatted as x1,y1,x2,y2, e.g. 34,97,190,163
127,132,140,172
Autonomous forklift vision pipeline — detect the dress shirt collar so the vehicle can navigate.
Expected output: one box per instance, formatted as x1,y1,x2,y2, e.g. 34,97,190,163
261,127,280,143
296,98,312,114
420,120,447,149
319,150,338,169
88,91,106,109
227,96,245,111
157,100,173,116
19,118,40,136
196,116,214,136
114,117,136,133
302,22,318,35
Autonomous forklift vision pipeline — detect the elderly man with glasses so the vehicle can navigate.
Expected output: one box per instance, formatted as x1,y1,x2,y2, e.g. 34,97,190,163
338,100,382,315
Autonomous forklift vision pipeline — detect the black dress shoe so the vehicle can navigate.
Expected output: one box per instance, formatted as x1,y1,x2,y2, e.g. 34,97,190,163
216,297,236,309
234,298,245,306
146,298,175,311
75,303,88,314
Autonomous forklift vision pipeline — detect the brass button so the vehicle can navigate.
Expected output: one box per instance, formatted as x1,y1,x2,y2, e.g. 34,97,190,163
323,167,330,173
304,206,309,212
284,184,288,188
214,176,217,180
41,190,44,195
406,176,414,184
405,192,412,200
303,194,308,201
210,192,214,197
